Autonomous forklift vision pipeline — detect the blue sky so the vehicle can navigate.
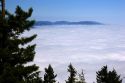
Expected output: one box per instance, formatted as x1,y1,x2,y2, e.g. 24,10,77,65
6,0,125,24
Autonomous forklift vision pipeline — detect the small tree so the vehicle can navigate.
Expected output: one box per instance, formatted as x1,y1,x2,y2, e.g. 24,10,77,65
44,64,57,83
66,63,77,83
77,70,86,83
96,66,108,83
96,66,122,83
108,69,122,83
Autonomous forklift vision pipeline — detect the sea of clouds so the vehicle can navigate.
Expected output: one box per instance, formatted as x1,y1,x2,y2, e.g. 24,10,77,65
23,24,125,83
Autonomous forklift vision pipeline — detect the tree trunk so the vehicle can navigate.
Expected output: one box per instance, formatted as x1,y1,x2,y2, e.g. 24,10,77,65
1,0,5,18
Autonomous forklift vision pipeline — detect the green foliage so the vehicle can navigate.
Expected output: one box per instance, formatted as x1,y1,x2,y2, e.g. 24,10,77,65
43,64,57,83
66,64,77,83
96,66,108,83
96,66,122,83
0,4,42,83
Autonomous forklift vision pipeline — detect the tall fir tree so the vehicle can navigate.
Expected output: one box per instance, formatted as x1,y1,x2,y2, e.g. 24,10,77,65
43,64,57,83
96,66,122,83
0,1,42,83
66,63,77,83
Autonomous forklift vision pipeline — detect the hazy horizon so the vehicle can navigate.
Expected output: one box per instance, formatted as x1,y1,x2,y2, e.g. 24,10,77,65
6,0,125,25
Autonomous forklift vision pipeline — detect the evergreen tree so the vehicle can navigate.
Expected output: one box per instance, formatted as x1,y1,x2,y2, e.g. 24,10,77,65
96,66,122,83
0,1,42,83
108,69,122,83
66,63,77,83
76,70,86,83
96,66,108,83
43,64,57,83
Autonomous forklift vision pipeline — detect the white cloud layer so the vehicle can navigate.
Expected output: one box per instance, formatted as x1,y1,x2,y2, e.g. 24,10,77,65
23,25,125,83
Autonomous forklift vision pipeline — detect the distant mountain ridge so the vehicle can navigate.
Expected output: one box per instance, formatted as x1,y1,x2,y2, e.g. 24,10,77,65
35,21,103,26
